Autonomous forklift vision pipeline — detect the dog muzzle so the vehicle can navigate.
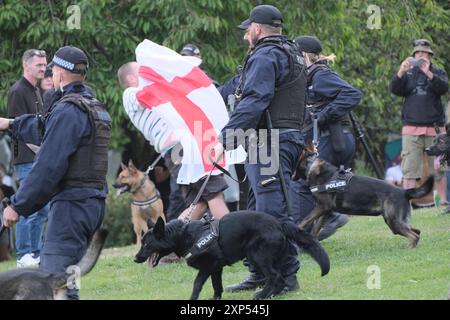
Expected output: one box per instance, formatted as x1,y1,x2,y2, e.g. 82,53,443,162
112,183,131,195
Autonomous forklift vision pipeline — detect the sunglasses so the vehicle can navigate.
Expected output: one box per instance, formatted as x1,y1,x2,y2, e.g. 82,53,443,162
414,40,430,47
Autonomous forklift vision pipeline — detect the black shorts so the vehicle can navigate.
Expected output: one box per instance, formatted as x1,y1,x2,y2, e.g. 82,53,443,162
181,174,228,205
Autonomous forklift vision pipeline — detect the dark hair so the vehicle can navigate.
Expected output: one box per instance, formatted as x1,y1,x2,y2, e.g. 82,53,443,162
22,49,46,63
44,66,53,78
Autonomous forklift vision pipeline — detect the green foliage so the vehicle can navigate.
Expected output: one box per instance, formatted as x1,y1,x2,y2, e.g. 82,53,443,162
103,189,134,248
0,0,449,165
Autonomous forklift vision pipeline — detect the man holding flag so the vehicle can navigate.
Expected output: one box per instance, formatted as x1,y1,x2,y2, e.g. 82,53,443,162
117,39,240,221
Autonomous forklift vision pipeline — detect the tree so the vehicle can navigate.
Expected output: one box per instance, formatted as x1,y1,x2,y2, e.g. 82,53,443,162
1,0,448,174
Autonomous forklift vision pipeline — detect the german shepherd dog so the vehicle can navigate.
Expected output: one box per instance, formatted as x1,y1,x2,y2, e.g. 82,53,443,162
134,211,330,300
113,160,165,246
425,124,450,163
0,228,108,300
295,143,434,248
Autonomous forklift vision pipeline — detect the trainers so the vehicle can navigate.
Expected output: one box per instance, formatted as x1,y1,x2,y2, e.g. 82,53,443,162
439,206,450,216
32,253,40,265
17,253,39,268
318,213,349,241
225,272,266,292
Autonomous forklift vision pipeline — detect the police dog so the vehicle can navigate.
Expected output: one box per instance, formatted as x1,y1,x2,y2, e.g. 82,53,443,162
425,124,450,163
295,143,434,248
134,211,330,300
0,228,108,300
113,160,165,246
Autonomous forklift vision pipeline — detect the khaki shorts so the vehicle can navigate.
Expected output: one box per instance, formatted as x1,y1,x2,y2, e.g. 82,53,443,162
401,135,444,179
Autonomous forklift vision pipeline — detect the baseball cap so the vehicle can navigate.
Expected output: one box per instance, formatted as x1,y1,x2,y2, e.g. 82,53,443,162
180,44,201,57
294,36,323,54
412,39,434,55
49,46,89,74
238,5,283,30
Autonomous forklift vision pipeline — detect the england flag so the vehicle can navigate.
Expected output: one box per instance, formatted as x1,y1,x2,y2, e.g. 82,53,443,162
135,39,245,184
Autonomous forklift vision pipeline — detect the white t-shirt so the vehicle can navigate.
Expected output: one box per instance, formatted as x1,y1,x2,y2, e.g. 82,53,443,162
385,165,402,183
122,87,174,153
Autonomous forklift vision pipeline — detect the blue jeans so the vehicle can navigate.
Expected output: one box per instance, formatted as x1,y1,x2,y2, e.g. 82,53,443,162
14,163,49,258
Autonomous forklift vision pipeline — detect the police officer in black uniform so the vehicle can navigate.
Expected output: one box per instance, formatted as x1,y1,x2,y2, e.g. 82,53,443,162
216,5,307,295
293,36,362,239
1,46,111,299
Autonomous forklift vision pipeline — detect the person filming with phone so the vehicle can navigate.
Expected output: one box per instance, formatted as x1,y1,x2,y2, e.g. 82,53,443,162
390,39,449,203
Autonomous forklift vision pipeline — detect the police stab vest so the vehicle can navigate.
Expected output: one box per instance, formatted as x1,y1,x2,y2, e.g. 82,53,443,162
239,37,307,130
50,93,111,190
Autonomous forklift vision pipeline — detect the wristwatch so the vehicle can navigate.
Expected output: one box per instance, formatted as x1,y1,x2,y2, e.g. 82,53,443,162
8,118,14,128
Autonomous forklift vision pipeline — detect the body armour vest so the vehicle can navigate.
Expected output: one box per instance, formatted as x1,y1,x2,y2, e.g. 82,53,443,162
239,37,307,130
49,93,111,189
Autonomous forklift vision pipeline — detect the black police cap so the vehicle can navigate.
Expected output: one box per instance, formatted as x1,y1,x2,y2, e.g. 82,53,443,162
49,46,88,74
294,36,323,54
180,43,201,57
238,5,283,30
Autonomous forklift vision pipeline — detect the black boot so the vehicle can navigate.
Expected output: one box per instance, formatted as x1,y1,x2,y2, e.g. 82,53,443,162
318,212,349,241
225,272,266,292
281,274,299,294
254,274,299,299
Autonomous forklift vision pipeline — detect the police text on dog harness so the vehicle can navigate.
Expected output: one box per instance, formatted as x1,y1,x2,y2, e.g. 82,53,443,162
183,218,226,263
310,166,353,194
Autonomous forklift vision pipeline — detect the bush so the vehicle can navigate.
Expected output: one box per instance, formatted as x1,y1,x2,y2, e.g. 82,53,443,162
103,189,135,248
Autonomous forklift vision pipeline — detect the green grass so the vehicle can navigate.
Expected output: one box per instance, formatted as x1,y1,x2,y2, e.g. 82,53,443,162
1,207,449,300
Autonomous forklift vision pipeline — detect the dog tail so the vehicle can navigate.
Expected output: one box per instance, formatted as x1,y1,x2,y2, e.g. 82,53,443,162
405,176,434,200
52,228,108,289
77,228,108,276
282,222,330,276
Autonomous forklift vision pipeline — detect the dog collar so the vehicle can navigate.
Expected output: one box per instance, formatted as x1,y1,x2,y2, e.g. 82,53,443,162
130,174,149,194
131,189,161,207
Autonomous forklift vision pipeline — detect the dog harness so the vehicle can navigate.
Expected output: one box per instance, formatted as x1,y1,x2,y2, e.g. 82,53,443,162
131,189,161,208
130,175,161,208
183,218,227,264
310,166,354,207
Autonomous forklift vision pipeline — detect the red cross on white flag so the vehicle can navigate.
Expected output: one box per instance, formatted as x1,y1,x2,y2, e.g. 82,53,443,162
135,39,245,184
